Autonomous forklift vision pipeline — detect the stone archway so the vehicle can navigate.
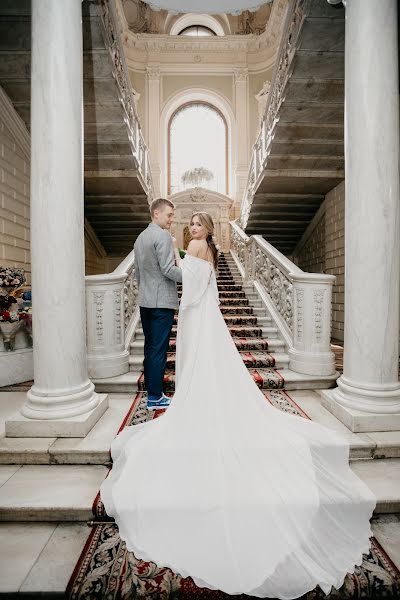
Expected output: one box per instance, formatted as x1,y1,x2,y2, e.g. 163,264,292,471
169,186,234,252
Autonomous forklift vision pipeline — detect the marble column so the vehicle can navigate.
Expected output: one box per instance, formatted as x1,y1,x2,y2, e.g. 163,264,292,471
6,0,108,437
234,67,249,204
321,0,400,431
146,66,161,197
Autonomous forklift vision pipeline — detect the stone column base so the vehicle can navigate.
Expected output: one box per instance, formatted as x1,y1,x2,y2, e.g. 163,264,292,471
5,394,108,438
288,348,336,377
320,389,400,432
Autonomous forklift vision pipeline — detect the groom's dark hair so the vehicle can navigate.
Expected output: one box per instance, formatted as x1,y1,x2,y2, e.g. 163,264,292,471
150,197,175,217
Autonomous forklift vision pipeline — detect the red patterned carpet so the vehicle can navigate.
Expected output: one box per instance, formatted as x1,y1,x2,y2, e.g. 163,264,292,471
66,254,400,599
67,390,400,599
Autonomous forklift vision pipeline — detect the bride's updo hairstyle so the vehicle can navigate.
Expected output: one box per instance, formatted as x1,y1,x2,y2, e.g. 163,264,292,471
191,211,219,269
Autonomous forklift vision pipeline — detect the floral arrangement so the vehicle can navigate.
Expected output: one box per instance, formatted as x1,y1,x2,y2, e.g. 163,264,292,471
178,248,187,259
0,310,20,323
0,267,26,288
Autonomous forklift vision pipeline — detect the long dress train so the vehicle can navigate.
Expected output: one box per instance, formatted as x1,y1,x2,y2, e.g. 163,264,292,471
100,253,376,599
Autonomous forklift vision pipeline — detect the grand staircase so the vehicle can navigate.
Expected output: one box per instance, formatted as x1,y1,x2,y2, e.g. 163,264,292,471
94,251,338,393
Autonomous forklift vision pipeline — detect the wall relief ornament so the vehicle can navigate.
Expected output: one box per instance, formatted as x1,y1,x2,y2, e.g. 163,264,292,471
255,80,271,125
122,0,165,33
236,4,272,35
190,187,207,203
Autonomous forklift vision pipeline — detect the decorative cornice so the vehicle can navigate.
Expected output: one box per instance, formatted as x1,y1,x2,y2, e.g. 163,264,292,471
0,86,30,159
122,0,289,54
125,32,254,52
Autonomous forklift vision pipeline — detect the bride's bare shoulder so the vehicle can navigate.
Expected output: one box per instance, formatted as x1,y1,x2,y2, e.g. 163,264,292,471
186,239,207,256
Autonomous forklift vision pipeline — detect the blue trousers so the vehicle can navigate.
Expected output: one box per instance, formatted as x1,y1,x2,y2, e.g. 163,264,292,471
140,306,175,399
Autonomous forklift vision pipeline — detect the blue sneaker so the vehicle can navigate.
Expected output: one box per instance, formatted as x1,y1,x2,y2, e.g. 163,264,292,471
146,395,171,411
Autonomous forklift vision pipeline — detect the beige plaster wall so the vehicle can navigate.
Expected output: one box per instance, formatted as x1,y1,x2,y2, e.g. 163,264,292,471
162,74,233,107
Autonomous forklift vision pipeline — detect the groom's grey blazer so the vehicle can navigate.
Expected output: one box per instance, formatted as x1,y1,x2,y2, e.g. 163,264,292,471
134,222,182,310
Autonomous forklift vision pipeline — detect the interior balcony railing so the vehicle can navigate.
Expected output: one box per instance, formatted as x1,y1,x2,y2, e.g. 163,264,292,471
230,220,336,377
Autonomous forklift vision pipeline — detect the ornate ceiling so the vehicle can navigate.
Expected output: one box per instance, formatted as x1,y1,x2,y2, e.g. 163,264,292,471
122,0,273,35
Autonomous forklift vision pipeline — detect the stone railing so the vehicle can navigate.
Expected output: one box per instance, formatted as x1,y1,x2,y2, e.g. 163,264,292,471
85,249,139,378
100,0,153,200
239,0,310,229
230,221,336,376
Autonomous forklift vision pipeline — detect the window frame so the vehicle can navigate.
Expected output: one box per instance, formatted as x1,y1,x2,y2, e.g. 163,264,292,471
167,100,229,196
178,25,217,36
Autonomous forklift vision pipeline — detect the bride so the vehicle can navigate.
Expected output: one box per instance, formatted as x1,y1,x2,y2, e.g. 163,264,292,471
100,211,376,599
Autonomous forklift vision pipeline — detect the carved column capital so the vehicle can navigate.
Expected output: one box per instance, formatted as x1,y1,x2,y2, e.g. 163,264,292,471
233,67,248,83
146,65,161,81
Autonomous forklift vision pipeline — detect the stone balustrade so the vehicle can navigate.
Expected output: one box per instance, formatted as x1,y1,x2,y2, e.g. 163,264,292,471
85,249,139,379
230,220,336,376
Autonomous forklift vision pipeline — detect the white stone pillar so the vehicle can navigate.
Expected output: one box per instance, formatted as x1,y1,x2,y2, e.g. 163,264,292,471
146,66,161,197
321,0,400,432
6,0,108,437
234,67,249,205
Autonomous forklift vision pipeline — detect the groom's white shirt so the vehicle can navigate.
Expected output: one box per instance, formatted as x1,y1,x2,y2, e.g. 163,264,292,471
134,222,182,310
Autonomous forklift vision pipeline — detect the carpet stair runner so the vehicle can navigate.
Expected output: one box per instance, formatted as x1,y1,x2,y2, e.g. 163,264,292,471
134,253,286,391
66,389,400,599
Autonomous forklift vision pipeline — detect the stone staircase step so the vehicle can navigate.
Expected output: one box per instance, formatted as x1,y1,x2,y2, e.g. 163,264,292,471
0,515,398,597
135,325,278,339
0,464,108,521
1,393,400,467
0,395,133,465
0,459,399,521
0,521,89,596
129,350,290,370
130,336,286,354
172,315,271,327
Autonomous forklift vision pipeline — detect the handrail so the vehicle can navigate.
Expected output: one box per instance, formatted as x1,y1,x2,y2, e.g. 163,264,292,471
230,220,336,376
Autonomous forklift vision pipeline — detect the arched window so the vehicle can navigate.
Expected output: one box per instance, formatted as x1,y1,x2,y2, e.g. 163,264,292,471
168,101,228,195
178,25,216,36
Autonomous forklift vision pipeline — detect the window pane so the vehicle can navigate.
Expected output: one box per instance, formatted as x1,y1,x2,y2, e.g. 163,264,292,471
169,103,227,195
178,26,216,36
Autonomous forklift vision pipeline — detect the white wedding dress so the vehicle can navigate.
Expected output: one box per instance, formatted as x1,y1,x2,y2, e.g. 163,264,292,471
100,253,376,599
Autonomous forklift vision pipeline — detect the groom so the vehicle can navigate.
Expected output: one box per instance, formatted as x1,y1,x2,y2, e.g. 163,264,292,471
134,198,182,410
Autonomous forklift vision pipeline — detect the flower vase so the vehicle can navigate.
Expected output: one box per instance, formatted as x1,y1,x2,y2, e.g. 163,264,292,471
0,320,23,351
